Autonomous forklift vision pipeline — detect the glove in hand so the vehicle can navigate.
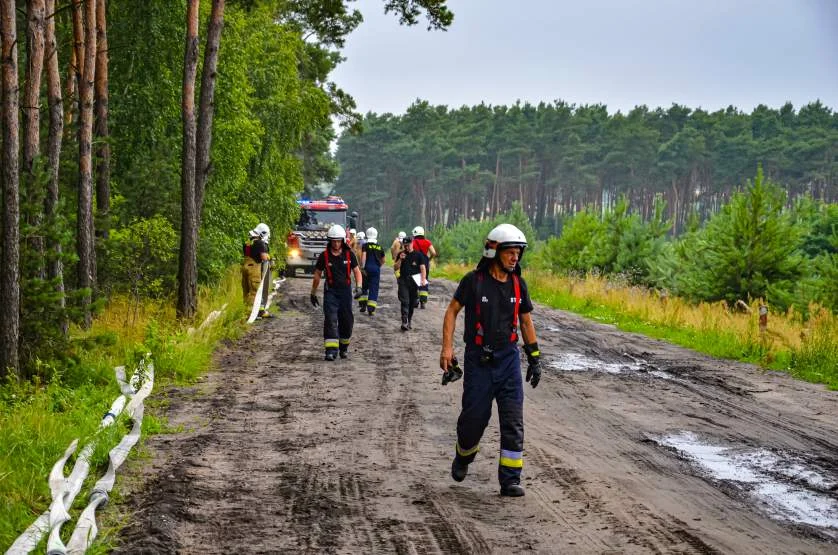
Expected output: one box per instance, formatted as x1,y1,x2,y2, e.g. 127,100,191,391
526,362,541,388
524,342,541,388
442,358,463,385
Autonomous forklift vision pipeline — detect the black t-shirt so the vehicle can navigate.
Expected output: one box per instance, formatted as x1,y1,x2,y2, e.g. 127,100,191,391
362,242,386,269
397,250,426,283
453,270,533,348
315,247,359,288
248,239,268,263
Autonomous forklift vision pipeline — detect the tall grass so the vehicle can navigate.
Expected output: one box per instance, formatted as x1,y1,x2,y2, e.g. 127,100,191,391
0,266,247,551
437,263,837,390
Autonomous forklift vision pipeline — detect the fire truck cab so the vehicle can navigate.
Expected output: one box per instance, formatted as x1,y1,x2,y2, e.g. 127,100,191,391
285,196,357,276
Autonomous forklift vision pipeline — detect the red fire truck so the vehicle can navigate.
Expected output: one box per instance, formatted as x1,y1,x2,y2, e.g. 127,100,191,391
285,196,357,276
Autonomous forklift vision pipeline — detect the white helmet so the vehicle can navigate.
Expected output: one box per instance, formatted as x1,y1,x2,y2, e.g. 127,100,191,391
327,224,346,240
349,228,357,236
366,227,378,242
255,223,270,242
483,223,527,259
357,231,366,240
412,226,425,237
397,231,406,239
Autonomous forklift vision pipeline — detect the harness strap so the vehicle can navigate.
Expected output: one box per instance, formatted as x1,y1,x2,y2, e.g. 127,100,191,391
474,271,520,347
323,248,352,286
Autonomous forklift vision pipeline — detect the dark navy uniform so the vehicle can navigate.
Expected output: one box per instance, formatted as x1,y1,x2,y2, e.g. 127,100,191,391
452,269,533,488
397,250,425,327
360,242,385,315
315,246,359,357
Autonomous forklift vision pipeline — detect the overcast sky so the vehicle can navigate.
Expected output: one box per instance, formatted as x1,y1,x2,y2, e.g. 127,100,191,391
330,0,838,116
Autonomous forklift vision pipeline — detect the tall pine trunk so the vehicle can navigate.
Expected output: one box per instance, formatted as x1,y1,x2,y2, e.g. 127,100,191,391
177,0,200,319
1,0,21,377
194,0,224,223
23,0,46,273
45,0,66,335
75,0,97,328
94,0,109,239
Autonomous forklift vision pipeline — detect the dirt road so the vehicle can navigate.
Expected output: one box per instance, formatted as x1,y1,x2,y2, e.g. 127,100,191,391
116,267,838,554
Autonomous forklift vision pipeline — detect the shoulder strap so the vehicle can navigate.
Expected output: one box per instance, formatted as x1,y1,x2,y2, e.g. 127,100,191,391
474,271,485,346
510,273,521,342
323,250,333,285
345,250,351,284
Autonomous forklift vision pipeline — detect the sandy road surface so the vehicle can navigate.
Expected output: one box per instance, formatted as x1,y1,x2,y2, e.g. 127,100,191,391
116,267,838,554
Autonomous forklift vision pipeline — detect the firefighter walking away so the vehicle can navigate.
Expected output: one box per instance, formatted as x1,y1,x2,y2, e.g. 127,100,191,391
359,227,386,315
439,224,542,497
411,226,436,309
310,225,363,360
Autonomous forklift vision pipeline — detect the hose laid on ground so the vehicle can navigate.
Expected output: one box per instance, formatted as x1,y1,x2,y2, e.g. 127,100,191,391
6,360,151,555
65,399,148,552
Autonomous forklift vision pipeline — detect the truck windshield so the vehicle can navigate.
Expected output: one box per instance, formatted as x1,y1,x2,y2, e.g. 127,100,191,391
296,209,346,230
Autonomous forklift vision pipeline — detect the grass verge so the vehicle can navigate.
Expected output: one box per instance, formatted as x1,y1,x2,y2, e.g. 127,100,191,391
436,263,837,390
0,266,248,551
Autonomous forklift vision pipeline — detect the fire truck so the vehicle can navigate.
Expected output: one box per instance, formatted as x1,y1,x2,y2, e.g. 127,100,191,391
285,196,357,276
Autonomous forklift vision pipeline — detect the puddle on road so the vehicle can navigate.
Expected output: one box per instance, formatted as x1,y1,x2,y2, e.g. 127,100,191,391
548,352,677,380
656,431,838,533
549,352,640,374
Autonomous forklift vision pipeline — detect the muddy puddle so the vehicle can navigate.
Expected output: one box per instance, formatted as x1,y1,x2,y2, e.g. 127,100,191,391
655,431,838,536
548,352,678,381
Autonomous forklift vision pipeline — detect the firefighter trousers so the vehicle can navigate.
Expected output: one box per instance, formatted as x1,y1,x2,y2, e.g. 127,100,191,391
323,286,353,355
242,258,261,307
397,278,418,323
454,343,524,487
361,266,381,314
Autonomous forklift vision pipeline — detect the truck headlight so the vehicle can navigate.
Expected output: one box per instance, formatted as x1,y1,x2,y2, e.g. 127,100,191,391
289,248,300,258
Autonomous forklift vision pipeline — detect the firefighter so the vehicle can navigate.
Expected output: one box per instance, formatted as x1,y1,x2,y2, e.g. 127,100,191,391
310,224,363,361
390,231,406,260
393,235,427,331
411,225,437,309
359,227,386,315
439,224,542,497
242,223,273,318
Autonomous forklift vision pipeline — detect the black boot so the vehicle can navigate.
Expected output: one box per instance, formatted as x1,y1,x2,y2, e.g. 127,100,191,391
451,459,469,482
400,315,409,331
324,350,337,361
339,346,349,359
500,483,525,497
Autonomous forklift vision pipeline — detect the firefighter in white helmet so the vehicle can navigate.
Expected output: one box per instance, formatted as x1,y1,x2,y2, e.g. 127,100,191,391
439,223,542,497
359,227,385,315
242,223,274,318
390,231,406,261
310,224,363,360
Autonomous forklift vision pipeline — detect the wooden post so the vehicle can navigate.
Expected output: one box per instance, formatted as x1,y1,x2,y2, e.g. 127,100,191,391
759,304,768,336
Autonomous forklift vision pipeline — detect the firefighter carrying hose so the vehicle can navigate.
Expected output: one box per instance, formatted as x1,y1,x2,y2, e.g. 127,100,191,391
310,224,363,361
359,227,385,315
241,223,273,319
439,223,542,497
411,225,436,309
